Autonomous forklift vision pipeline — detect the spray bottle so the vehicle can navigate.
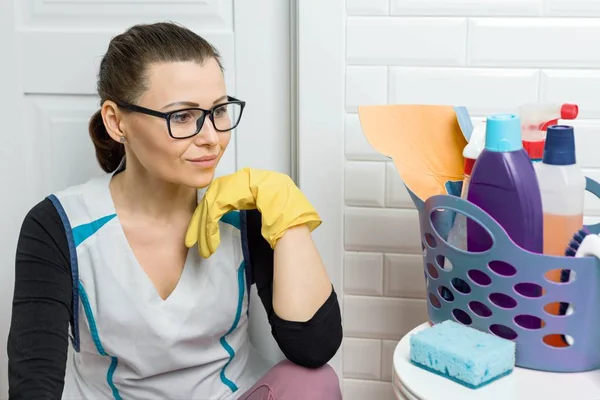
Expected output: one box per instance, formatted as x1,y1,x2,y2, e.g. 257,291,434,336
519,103,578,162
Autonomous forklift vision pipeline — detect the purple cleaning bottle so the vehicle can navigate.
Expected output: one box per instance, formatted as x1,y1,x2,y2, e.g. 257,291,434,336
466,114,543,302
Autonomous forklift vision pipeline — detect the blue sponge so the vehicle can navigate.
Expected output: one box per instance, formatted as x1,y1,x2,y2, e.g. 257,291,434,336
409,320,515,389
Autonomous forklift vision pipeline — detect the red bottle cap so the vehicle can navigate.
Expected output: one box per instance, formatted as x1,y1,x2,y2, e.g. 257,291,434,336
522,140,545,161
561,104,579,120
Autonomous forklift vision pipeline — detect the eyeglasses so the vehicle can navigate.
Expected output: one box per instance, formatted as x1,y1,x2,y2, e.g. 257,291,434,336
115,96,246,139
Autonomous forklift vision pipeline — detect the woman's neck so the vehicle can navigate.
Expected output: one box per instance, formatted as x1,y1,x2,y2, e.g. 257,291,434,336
109,161,198,223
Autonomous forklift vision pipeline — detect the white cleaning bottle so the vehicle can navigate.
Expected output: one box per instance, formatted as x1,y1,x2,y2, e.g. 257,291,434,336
447,121,486,251
537,125,586,258
536,125,585,323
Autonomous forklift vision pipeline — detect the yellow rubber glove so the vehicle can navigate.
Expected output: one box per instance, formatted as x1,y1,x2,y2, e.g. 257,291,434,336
185,168,322,258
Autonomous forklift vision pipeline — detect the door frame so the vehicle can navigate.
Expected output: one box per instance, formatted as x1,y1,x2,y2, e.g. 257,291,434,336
296,0,346,375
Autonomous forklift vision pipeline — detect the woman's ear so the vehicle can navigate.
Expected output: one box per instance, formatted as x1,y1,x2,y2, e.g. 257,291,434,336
101,100,126,143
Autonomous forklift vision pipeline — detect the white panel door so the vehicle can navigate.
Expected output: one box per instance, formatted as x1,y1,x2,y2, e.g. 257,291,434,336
0,0,292,394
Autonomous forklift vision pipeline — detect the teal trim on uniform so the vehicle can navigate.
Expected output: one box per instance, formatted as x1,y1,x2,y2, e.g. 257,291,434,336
221,211,241,230
218,261,246,393
216,210,245,392
72,214,117,247
79,282,123,400
106,357,119,398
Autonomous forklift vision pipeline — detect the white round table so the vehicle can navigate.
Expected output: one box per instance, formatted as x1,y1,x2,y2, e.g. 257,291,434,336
392,322,600,400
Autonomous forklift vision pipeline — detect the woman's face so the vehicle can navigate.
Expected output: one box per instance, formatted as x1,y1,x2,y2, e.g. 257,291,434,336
120,58,230,189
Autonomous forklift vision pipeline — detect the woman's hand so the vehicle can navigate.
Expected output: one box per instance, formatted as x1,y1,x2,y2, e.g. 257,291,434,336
185,168,322,258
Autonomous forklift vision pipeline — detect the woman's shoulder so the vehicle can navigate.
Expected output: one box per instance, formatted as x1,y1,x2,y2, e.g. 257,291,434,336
16,198,70,273
50,173,112,201
19,197,70,270
23,197,63,231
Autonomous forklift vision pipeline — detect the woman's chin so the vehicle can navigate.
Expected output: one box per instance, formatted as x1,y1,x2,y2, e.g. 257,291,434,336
185,169,216,189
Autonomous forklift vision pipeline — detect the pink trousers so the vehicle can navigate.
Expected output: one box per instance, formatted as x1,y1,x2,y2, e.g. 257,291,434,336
238,360,342,400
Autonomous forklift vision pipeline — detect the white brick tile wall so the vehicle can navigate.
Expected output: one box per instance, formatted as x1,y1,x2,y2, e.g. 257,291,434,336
468,18,600,67
343,379,395,400
391,0,543,16
545,0,600,17
342,0,600,396
344,208,420,253
346,66,388,112
389,67,540,116
344,252,384,296
381,340,398,381
346,17,467,66
345,114,389,161
383,254,426,299
345,161,386,207
344,296,428,340
540,70,600,118
574,123,600,168
343,338,382,380
384,162,413,208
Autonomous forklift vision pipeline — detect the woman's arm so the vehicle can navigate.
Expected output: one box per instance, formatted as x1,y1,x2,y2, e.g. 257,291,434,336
8,198,72,399
245,210,342,368
272,224,333,322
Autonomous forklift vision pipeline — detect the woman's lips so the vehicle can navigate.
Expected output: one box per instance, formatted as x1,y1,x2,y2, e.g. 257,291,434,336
187,155,218,168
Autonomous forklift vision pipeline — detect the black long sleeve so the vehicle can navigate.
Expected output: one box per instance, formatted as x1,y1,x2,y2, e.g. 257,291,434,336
245,209,343,368
7,198,72,399
7,201,342,398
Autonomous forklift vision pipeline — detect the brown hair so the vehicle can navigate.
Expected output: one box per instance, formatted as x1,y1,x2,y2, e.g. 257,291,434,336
89,22,223,172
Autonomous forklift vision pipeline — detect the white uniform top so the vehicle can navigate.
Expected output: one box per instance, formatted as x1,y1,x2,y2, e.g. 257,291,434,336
49,166,267,399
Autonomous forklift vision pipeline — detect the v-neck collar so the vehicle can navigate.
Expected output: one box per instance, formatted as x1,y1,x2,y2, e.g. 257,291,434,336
96,158,200,307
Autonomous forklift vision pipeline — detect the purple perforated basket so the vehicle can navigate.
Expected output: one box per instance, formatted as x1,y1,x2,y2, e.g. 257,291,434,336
412,177,600,373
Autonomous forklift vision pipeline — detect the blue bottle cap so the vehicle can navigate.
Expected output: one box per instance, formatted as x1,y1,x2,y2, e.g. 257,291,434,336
484,114,522,152
543,125,576,166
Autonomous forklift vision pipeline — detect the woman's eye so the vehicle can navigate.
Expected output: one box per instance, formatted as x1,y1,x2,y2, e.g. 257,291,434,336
213,106,228,118
171,112,193,124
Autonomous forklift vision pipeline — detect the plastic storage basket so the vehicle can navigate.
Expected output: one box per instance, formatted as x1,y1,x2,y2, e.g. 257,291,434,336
417,177,600,373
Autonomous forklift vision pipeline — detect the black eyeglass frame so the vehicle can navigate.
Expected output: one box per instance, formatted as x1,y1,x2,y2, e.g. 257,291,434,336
114,95,246,139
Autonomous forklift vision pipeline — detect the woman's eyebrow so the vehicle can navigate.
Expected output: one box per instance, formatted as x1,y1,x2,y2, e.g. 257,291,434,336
161,101,199,110
213,95,227,104
161,95,228,110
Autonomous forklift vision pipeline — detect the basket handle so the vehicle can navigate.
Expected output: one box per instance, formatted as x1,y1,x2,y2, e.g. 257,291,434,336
585,177,600,234
425,194,511,252
425,176,600,252
586,177,600,199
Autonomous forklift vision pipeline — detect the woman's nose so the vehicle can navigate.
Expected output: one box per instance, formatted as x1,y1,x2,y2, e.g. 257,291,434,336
195,118,219,146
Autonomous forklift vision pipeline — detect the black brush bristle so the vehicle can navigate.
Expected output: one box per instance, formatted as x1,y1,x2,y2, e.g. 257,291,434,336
564,227,590,257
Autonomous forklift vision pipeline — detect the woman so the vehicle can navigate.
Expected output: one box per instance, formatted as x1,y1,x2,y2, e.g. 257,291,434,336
7,22,343,399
